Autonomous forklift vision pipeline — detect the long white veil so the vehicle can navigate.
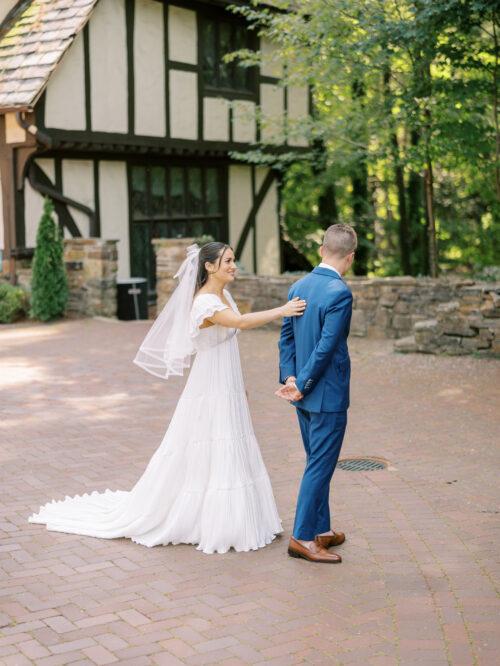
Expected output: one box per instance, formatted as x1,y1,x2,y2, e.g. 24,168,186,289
133,244,200,379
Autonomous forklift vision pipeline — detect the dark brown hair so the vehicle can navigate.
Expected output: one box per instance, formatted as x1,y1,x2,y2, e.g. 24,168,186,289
196,242,231,290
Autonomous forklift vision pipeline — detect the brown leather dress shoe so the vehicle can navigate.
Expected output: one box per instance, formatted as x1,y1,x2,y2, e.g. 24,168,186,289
288,537,342,563
315,531,346,549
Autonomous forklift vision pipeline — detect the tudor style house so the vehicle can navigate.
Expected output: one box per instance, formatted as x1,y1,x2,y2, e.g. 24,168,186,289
0,0,309,298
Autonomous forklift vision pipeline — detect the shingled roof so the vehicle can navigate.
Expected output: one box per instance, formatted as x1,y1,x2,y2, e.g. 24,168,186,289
0,0,99,112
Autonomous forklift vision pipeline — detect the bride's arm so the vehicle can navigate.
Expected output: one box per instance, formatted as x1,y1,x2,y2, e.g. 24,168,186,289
208,297,306,330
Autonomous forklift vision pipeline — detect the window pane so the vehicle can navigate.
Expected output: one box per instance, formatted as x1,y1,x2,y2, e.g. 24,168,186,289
188,220,204,237
171,221,187,238
206,218,223,241
233,63,248,91
155,222,170,238
233,23,246,50
131,223,150,283
206,168,220,214
202,19,217,84
170,167,185,216
151,166,166,217
187,168,203,215
131,166,147,218
219,22,232,87
202,17,255,94
233,24,248,91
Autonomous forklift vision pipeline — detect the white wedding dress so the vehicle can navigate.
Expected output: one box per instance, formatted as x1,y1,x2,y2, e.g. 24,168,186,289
28,290,283,554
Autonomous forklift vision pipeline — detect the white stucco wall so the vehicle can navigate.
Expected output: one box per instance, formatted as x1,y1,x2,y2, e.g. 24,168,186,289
168,6,197,64
260,83,285,144
62,160,94,239
203,97,229,141
260,37,283,78
287,85,309,147
134,0,166,137
232,100,256,144
99,161,129,279
45,31,86,131
169,70,198,140
255,167,280,275
89,0,128,133
229,165,254,273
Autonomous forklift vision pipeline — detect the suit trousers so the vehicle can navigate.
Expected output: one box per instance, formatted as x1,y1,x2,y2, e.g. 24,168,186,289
292,407,347,541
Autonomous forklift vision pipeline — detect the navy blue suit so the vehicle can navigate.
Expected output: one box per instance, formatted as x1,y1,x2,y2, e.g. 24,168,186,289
279,267,353,540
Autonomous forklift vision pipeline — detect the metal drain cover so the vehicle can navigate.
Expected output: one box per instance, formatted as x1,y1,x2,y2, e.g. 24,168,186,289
338,457,387,471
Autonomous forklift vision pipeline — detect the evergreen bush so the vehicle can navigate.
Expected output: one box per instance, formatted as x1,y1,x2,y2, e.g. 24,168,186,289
0,282,27,323
30,197,68,321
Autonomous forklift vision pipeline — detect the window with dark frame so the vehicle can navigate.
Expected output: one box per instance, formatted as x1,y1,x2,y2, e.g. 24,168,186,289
201,15,255,95
130,164,226,298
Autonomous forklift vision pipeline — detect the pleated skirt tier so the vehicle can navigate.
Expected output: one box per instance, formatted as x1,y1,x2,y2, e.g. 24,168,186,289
28,335,283,554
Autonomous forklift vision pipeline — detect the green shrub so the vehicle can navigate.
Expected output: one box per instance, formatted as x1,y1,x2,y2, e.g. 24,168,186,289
194,234,215,247
30,197,68,321
0,282,27,323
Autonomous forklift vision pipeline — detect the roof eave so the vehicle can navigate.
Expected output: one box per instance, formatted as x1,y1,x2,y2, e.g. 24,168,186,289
0,104,32,114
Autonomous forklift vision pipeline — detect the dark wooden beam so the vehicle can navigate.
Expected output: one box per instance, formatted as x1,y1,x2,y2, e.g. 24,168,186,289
126,0,135,137
83,24,91,131
28,161,91,238
0,128,16,263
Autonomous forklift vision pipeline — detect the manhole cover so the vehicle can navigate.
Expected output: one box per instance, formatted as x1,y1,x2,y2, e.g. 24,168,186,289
338,457,387,471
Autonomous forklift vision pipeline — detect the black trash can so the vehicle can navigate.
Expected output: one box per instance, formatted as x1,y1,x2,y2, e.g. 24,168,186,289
116,278,148,320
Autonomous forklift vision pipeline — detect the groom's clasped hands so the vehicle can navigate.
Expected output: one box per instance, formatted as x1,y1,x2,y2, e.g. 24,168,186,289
275,377,303,403
275,295,306,403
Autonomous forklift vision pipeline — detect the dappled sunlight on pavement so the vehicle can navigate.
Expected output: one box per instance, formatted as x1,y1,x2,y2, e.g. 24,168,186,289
0,318,499,665
0,360,47,388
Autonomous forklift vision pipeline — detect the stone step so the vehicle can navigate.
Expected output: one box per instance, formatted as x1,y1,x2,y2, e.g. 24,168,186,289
394,335,418,353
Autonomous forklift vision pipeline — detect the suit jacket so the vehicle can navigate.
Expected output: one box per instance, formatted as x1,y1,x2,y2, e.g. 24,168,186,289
278,267,353,413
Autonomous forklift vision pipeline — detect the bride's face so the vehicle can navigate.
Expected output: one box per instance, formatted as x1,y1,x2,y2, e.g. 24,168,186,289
207,248,237,284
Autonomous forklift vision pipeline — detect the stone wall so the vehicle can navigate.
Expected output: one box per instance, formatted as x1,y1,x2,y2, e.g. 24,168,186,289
64,239,118,317
153,238,194,312
348,277,485,339
230,274,488,333
153,238,499,356
396,287,499,355
16,238,118,318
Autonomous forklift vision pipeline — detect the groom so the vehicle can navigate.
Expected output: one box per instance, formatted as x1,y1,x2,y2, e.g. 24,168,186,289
277,223,357,563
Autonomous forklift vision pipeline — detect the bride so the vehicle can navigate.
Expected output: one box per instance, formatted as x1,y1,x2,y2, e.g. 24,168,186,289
28,242,306,554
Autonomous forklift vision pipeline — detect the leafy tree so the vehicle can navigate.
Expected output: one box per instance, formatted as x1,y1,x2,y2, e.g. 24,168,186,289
229,0,499,276
30,197,68,321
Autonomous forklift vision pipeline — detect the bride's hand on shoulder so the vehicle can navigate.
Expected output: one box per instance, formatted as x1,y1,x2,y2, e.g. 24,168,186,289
282,297,306,318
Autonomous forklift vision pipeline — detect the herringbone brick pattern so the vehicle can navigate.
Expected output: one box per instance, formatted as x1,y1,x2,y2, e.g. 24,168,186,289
1,319,499,665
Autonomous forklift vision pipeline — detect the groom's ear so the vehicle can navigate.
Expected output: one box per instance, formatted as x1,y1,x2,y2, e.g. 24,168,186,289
319,245,324,259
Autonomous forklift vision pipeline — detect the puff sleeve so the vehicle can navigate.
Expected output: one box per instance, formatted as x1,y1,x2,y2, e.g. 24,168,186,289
190,294,229,339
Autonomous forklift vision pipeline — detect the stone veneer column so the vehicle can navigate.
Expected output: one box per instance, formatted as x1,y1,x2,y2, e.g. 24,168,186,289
64,238,118,317
153,238,195,312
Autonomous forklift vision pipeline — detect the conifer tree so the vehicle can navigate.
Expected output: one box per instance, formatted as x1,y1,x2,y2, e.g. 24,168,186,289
30,197,68,321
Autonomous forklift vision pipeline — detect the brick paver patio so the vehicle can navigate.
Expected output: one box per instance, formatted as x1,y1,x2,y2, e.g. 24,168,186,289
1,318,499,665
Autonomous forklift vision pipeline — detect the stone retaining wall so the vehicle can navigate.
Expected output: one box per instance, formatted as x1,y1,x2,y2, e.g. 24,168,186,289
64,239,118,317
230,274,497,332
153,238,194,312
153,238,500,356
396,288,499,355
16,238,118,318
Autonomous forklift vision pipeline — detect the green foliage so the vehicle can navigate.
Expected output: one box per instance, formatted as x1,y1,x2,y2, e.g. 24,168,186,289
194,234,215,247
0,282,27,323
30,197,68,321
229,0,500,276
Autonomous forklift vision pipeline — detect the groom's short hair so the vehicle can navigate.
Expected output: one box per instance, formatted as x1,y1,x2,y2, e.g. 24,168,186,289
323,224,357,258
